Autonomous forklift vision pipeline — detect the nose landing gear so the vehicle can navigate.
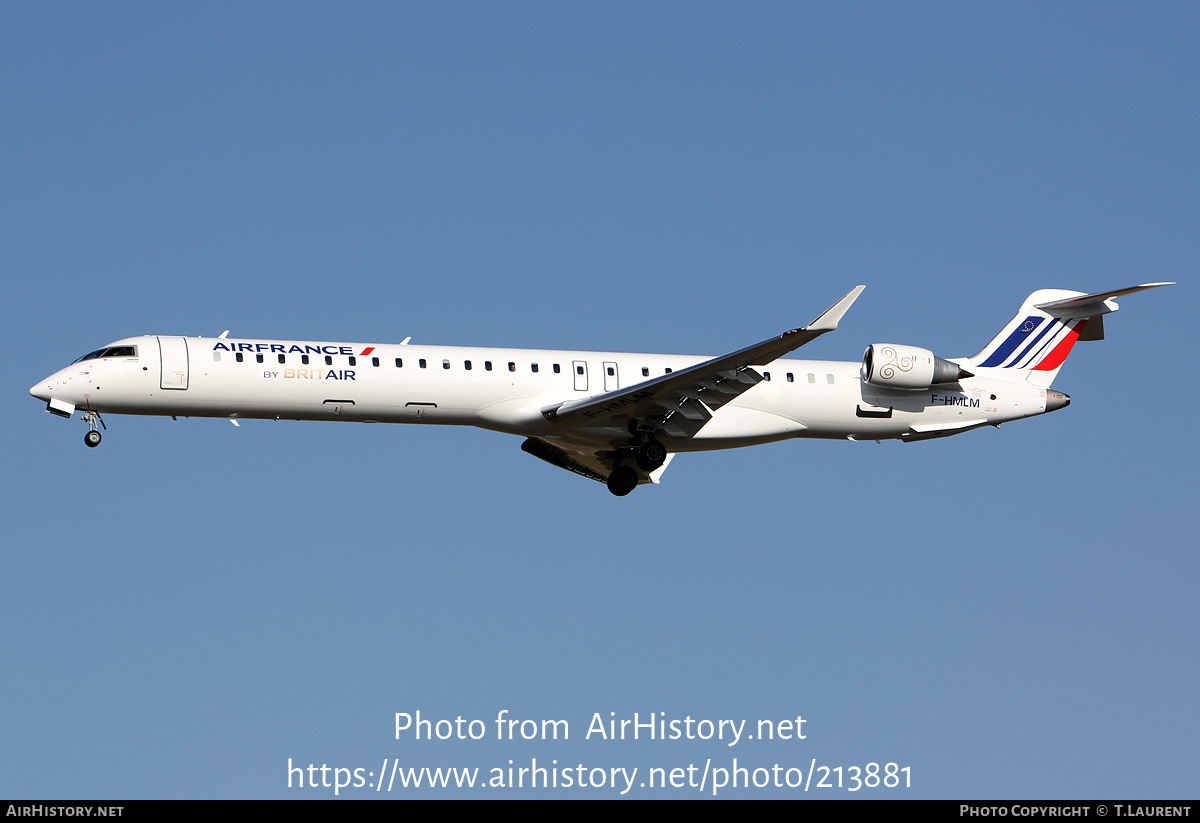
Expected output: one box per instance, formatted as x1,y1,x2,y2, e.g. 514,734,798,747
81,408,106,448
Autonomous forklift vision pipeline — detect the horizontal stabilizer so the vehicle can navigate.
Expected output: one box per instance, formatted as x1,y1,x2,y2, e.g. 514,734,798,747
1035,282,1175,317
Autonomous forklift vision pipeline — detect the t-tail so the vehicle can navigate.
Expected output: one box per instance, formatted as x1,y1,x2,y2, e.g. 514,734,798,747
962,282,1174,388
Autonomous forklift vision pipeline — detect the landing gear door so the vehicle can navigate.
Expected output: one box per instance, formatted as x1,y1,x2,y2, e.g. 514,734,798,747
572,361,587,391
158,336,189,390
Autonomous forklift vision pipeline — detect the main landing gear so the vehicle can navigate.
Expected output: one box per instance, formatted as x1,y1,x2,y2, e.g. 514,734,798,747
634,437,667,472
606,436,669,497
606,465,638,497
82,409,105,448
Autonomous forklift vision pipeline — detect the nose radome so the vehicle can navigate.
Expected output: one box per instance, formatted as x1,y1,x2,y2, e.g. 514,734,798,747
30,380,51,402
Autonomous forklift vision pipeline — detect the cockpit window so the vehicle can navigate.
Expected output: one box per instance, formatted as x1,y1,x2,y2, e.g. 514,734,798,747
73,345,138,363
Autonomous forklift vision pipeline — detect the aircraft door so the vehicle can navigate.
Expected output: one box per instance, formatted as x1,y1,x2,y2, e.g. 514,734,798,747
157,336,189,390
572,361,587,391
603,361,619,392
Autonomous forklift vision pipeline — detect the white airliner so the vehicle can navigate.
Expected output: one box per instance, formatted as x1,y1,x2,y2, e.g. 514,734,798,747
30,283,1171,496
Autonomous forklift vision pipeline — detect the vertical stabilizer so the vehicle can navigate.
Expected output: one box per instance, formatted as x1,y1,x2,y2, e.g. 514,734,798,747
964,283,1173,388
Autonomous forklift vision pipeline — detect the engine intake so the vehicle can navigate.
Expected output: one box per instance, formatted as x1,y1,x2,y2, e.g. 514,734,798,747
861,344,973,390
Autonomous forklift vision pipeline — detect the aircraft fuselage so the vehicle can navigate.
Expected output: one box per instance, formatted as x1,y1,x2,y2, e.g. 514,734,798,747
30,334,1052,451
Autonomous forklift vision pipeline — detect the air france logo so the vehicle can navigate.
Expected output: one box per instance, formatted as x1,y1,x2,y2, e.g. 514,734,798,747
216,342,371,381
213,342,376,356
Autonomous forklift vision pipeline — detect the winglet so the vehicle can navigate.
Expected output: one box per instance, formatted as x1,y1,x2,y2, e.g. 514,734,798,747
806,285,866,332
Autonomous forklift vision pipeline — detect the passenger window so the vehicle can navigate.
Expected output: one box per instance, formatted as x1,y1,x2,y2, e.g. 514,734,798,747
372,357,380,367
302,355,310,365
827,374,835,384
642,367,649,377
787,373,794,382
508,362,516,372
419,359,427,369
395,358,403,368
278,354,286,364
577,365,585,375
485,361,492,371
349,356,357,366
442,359,450,370
236,353,244,363
553,364,560,373
807,373,815,383
465,360,472,370
213,352,221,362
531,363,539,373
325,356,333,366
606,366,614,376
764,372,771,381
256,354,264,363
665,368,672,374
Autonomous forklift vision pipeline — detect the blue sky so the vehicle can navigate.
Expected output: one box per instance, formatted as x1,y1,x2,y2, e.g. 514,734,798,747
2,3,1196,798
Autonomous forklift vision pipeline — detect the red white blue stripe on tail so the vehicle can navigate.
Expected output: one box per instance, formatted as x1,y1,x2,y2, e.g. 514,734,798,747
976,315,1088,371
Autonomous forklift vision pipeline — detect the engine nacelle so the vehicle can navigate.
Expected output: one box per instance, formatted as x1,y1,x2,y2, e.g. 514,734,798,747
861,344,972,390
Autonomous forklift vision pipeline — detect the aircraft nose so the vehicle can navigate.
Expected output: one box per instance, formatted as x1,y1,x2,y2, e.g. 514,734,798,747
30,379,51,402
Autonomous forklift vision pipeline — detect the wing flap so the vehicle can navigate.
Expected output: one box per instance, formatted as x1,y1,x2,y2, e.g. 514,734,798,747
521,436,673,487
520,437,607,483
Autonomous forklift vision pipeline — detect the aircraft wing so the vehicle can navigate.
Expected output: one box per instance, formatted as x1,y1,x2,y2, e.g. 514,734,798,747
539,285,865,440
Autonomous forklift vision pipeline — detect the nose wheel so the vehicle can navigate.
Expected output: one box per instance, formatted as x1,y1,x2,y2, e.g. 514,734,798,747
81,408,106,448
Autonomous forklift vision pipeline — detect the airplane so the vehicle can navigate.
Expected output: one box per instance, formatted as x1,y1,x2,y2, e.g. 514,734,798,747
29,282,1172,496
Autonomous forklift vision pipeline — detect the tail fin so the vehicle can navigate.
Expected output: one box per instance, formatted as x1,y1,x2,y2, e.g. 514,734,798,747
964,283,1174,387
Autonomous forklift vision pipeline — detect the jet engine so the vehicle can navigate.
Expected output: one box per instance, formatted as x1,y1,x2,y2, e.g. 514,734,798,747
860,344,973,390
